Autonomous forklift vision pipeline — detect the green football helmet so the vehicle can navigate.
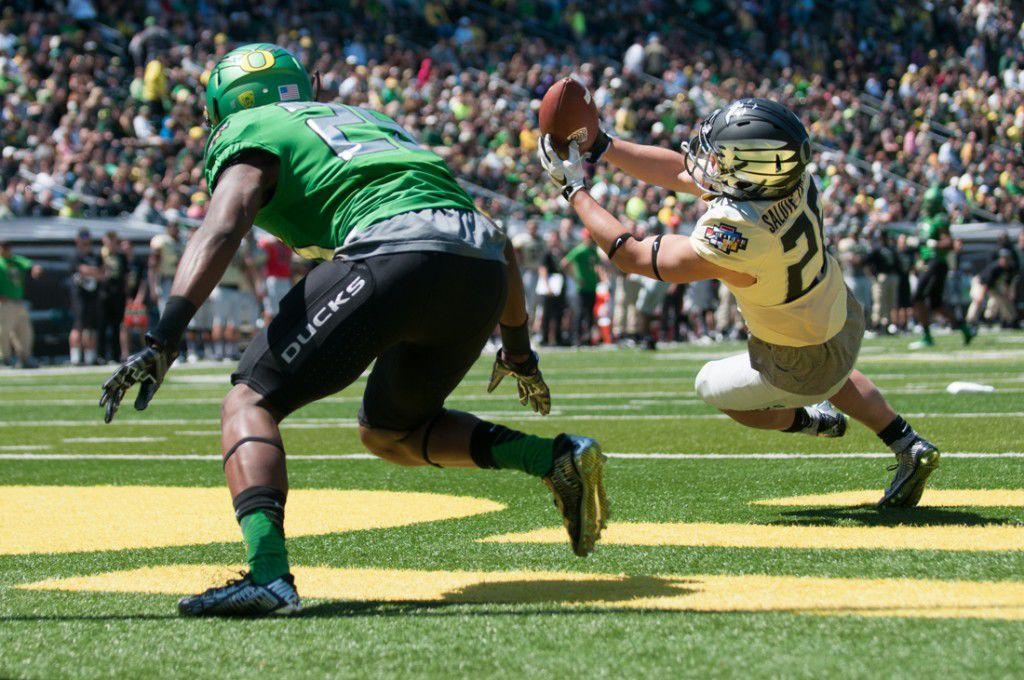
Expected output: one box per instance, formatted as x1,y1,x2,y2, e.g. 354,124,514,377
205,43,313,127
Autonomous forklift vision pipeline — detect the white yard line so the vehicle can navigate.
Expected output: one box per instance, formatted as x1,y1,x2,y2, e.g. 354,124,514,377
0,444,49,451
2,411,1023,428
63,436,166,443
1,451,1021,462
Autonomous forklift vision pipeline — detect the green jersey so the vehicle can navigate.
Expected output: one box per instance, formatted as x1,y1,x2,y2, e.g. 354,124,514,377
0,255,32,300
204,102,482,261
918,213,950,262
565,243,601,294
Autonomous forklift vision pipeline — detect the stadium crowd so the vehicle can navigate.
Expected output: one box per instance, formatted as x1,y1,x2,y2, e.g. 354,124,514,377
1,0,1023,365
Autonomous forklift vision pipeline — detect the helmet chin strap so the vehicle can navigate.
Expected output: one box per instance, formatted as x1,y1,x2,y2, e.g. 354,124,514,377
312,71,322,101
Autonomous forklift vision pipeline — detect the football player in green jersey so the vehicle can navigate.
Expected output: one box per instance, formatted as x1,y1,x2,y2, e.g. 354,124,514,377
909,186,974,349
99,44,608,617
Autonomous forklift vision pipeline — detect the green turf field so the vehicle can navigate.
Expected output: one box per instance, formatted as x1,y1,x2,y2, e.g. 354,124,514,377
2,332,1023,679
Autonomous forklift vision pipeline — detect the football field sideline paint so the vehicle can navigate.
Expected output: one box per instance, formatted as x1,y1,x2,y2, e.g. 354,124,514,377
481,522,1024,552
753,489,1024,507
2,451,1023,462
19,564,1024,621
0,486,503,555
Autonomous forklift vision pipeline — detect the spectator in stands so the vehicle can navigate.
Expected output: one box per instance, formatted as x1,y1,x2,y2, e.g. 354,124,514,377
866,230,902,332
2,0,1023,347
120,239,149,358
209,244,258,362
969,249,1017,326
838,228,872,325
258,234,294,325
0,240,42,368
68,229,103,366
148,221,184,315
684,278,717,342
562,229,603,346
538,230,567,346
894,232,916,332
98,231,128,363
511,219,544,329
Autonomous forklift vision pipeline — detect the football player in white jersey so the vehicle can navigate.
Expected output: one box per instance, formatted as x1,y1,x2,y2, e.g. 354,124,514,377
539,97,937,507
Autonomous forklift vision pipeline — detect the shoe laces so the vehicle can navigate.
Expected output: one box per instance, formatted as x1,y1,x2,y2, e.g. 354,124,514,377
200,570,249,596
886,447,917,475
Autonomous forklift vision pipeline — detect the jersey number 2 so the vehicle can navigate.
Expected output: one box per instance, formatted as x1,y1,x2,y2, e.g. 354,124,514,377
278,102,419,160
779,182,825,303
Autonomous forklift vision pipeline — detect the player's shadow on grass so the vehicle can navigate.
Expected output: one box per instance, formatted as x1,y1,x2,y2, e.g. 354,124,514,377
771,506,1014,527
300,575,693,618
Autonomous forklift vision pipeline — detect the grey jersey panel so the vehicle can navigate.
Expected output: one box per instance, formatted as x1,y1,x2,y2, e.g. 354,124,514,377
336,208,506,263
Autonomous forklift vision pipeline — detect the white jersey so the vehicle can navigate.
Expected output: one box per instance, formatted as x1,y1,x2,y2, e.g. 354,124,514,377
690,174,847,347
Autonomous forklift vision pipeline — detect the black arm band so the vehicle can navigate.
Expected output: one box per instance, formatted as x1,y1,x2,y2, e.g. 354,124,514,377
651,234,665,281
149,295,196,349
606,232,634,260
499,321,532,356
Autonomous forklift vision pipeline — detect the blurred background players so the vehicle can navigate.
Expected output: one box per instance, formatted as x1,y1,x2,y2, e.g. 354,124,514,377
68,229,103,366
258,234,294,325
0,240,42,368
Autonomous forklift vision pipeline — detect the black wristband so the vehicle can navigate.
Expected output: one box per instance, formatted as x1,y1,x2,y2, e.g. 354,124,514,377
499,321,531,356
149,295,196,349
588,130,611,162
607,232,634,260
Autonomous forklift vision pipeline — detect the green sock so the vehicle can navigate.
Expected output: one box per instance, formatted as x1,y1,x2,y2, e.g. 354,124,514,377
470,423,556,477
240,510,289,585
922,326,933,343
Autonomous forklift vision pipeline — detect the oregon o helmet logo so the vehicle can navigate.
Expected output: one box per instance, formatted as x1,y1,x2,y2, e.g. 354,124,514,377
238,49,276,73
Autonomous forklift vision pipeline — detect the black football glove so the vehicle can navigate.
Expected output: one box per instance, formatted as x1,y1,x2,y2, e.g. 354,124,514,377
586,129,611,163
99,334,177,423
486,350,551,416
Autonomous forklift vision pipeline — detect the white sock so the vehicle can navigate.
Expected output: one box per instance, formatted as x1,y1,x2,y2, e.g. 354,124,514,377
84,349,97,364
70,347,82,364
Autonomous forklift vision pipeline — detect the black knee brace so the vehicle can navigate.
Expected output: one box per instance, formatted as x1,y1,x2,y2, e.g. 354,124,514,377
222,436,284,469
232,485,286,528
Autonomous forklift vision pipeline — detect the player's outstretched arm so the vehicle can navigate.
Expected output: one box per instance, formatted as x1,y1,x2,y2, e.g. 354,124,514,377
600,136,700,196
539,137,753,289
99,151,279,423
568,190,723,284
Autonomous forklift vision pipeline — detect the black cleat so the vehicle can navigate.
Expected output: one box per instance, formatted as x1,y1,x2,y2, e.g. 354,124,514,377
879,437,941,508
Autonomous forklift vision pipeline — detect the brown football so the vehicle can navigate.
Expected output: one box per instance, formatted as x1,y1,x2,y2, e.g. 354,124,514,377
539,77,600,156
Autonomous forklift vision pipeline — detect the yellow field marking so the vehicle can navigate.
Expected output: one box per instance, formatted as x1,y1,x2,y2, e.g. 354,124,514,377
481,522,1024,552
19,564,1024,621
0,486,503,555
754,489,1024,507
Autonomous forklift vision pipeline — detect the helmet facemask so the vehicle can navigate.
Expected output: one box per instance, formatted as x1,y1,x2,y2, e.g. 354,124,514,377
681,108,725,197
683,102,810,201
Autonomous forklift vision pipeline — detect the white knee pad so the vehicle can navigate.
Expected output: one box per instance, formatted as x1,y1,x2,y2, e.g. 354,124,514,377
694,361,723,408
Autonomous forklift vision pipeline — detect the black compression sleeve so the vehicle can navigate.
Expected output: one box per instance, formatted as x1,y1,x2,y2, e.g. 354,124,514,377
149,295,196,349
499,322,531,355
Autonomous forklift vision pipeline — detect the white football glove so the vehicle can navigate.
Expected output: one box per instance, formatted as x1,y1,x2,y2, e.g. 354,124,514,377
538,135,587,200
